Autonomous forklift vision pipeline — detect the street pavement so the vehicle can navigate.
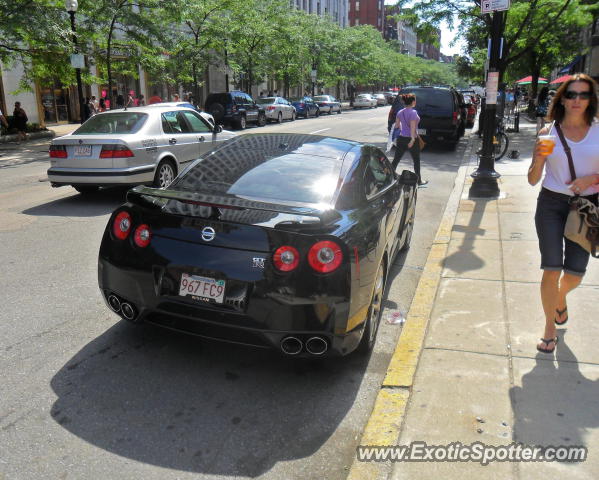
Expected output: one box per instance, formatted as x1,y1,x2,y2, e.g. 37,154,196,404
348,116,599,479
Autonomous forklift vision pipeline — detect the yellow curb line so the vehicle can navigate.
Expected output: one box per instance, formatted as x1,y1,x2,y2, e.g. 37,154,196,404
346,138,474,480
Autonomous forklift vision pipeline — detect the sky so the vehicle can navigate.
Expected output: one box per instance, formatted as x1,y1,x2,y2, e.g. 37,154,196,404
384,0,467,57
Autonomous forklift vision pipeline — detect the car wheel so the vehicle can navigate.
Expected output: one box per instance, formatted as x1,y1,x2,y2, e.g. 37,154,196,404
358,261,386,353
337,107,342,114
208,103,225,123
290,111,295,121
153,159,176,188
73,185,100,194
236,115,247,130
257,113,267,127
277,112,283,124
328,107,333,115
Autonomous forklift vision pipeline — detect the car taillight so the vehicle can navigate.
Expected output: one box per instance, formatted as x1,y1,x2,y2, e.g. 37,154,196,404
100,145,134,158
308,241,343,273
113,211,132,240
133,224,152,248
452,111,458,124
299,103,305,108
273,246,300,272
231,105,237,112
266,106,275,111
49,145,67,158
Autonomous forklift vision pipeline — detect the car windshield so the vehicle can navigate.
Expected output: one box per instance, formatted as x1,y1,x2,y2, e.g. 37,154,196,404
173,136,347,205
73,113,147,134
256,98,276,104
401,89,452,110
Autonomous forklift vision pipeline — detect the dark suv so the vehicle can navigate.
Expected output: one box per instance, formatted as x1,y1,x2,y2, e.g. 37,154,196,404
205,91,267,130
389,86,466,148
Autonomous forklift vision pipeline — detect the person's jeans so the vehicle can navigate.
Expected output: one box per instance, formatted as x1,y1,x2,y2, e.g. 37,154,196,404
392,136,421,181
535,188,598,276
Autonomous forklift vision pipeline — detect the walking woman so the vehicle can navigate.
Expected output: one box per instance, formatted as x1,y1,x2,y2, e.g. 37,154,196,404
391,93,428,186
535,86,550,134
528,73,599,354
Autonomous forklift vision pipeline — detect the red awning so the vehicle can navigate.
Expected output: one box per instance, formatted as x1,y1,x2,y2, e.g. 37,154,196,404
516,76,548,84
550,74,573,84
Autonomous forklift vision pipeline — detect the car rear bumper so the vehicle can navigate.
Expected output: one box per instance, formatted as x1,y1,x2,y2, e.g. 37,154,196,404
48,165,155,186
98,257,362,357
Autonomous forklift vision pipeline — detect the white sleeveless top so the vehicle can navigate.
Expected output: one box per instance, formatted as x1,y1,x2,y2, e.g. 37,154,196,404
542,120,599,196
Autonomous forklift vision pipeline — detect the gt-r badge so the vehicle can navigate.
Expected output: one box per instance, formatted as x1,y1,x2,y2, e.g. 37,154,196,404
201,226,216,242
252,257,265,269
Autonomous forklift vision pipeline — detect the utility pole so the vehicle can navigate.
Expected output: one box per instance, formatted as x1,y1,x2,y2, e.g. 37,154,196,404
469,9,505,198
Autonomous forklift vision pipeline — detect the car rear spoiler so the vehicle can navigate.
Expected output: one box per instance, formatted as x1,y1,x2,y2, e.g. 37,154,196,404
127,186,339,221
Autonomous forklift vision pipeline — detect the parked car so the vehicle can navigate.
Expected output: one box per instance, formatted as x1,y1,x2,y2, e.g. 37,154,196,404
204,91,267,130
47,106,236,194
378,91,396,104
290,96,320,118
397,86,466,148
148,101,215,127
255,96,296,123
313,95,342,115
353,94,377,109
98,133,418,356
372,93,387,106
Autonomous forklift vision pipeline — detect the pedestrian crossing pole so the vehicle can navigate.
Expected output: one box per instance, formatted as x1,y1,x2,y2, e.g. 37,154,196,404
470,9,505,198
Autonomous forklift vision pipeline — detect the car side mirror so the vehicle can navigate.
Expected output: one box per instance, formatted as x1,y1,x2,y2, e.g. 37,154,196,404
398,170,418,185
214,124,223,134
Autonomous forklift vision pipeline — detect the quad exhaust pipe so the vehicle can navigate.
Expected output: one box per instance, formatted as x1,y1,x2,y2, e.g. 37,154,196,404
107,294,138,321
280,336,329,355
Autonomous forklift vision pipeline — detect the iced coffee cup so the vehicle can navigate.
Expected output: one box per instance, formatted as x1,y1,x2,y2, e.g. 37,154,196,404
537,135,556,156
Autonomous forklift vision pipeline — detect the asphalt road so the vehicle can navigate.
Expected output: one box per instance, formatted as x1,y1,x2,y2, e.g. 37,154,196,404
0,107,472,479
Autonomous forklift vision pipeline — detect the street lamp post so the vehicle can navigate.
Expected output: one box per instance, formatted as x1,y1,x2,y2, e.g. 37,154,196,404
65,0,85,124
469,11,505,198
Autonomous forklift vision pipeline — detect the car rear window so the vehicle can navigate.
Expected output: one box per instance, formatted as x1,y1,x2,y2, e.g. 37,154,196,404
313,96,329,101
401,89,453,110
173,137,346,205
73,113,147,134
256,98,276,104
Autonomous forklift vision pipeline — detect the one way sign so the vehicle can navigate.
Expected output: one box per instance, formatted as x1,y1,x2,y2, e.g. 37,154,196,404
481,0,510,13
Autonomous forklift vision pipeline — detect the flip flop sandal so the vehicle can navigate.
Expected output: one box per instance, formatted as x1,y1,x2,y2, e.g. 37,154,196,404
554,306,568,325
537,336,558,354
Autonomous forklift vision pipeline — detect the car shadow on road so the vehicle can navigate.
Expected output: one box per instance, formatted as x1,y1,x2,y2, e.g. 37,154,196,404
49,321,369,477
22,187,129,218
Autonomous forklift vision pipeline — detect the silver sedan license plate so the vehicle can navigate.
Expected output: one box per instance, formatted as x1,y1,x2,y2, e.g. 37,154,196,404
179,273,225,303
74,145,92,156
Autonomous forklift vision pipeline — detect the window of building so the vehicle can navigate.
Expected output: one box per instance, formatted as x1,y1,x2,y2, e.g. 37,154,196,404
356,1,359,11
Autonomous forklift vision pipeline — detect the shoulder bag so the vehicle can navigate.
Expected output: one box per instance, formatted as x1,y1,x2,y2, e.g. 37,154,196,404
555,124,599,258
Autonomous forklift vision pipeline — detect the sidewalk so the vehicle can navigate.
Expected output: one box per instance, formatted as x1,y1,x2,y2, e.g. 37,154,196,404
0,123,79,146
349,117,599,479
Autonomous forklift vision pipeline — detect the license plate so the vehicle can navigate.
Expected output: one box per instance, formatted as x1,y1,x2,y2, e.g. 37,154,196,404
74,145,92,156
417,129,427,135
179,273,225,304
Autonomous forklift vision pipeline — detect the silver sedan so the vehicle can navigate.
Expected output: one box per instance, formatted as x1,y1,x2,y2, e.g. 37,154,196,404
255,96,296,123
353,94,377,109
47,106,236,194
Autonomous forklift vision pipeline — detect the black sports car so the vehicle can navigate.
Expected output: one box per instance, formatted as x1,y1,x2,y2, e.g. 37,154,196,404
98,133,418,356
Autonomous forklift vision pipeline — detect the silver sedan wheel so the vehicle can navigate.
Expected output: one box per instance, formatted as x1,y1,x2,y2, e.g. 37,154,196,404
156,161,175,188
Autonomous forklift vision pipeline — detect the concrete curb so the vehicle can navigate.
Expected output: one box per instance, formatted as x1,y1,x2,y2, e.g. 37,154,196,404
0,130,55,144
346,136,475,480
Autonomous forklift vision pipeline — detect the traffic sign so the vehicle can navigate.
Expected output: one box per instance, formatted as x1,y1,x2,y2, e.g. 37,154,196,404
481,0,510,13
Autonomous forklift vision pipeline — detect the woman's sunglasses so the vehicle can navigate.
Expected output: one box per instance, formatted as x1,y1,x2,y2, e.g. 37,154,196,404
563,91,592,100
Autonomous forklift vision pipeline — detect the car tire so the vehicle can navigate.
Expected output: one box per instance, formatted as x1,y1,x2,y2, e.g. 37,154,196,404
328,107,333,115
207,103,225,123
400,196,416,252
74,185,100,194
337,107,342,114
257,113,267,127
290,111,295,121
358,260,386,353
236,115,247,130
277,112,283,124
153,159,176,188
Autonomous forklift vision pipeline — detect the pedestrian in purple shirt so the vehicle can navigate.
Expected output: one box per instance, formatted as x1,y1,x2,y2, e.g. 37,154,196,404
392,94,428,186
